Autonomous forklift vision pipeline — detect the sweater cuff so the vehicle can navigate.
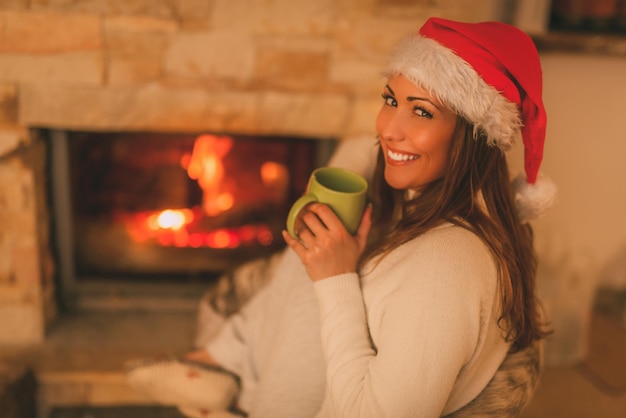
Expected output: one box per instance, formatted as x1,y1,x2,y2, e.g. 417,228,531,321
313,272,362,315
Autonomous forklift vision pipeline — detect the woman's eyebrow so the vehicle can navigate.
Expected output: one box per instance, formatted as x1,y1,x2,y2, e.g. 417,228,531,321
386,83,442,110
407,96,442,111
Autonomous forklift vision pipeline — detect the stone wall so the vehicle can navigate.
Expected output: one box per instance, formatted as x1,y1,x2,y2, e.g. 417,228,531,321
0,0,502,344
0,129,56,345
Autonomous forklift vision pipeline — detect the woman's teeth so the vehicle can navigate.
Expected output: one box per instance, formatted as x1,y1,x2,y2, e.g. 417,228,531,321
387,149,419,162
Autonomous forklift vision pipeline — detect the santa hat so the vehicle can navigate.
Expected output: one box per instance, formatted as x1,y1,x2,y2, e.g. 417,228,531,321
385,17,556,222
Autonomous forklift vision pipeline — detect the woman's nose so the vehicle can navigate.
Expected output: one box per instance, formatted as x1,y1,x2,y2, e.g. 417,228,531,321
377,112,405,143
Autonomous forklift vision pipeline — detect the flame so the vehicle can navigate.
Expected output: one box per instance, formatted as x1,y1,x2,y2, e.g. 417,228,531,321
260,161,288,202
260,161,283,183
121,134,284,251
184,134,234,217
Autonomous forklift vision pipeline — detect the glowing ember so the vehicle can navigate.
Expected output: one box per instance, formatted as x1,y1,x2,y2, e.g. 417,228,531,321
122,207,274,249
149,209,192,230
206,230,238,249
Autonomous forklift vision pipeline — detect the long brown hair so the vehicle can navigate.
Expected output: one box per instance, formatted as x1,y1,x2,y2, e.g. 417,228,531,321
360,117,550,351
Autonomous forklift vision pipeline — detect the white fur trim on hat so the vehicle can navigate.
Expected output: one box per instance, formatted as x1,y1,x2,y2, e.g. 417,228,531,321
384,35,522,151
513,173,558,223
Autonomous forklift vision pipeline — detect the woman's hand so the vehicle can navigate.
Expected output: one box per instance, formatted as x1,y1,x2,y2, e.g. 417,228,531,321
283,203,372,281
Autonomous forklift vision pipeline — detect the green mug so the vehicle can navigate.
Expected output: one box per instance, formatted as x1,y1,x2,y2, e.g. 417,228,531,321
286,167,368,239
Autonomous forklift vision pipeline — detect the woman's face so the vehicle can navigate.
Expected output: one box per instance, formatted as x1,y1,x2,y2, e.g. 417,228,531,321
376,75,458,192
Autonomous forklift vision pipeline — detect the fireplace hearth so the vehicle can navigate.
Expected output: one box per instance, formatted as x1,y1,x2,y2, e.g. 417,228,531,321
48,129,335,310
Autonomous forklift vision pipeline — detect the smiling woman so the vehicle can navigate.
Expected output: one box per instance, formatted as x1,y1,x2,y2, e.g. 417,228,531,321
130,17,557,418
283,17,557,417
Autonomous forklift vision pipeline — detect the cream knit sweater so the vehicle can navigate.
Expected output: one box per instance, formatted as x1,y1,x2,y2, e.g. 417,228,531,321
207,223,510,417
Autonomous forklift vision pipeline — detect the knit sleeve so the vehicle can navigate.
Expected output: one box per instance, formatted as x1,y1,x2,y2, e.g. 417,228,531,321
313,227,502,417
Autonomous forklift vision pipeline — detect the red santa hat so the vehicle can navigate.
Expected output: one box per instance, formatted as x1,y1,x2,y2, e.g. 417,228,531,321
385,17,557,222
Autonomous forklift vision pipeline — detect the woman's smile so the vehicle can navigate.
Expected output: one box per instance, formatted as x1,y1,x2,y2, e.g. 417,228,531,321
386,148,420,163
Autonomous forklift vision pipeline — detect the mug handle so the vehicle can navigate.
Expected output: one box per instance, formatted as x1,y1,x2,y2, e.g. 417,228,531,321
286,194,318,239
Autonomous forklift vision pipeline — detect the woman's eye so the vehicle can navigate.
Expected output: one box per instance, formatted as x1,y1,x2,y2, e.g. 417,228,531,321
381,93,397,107
414,106,433,119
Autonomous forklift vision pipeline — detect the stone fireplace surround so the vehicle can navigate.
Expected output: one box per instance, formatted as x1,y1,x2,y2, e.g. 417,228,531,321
0,0,503,347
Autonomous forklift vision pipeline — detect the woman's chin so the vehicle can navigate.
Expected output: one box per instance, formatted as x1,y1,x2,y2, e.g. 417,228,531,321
384,176,410,191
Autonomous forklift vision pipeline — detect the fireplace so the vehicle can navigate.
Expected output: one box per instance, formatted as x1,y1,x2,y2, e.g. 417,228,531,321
47,129,336,310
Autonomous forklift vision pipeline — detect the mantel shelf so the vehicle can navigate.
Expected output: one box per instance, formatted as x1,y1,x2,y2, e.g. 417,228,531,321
533,31,626,57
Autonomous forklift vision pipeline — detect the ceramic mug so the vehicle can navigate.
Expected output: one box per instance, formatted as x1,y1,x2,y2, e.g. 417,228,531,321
286,166,368,239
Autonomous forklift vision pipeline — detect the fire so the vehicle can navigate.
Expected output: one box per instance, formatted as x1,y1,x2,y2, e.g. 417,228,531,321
183,134,234,217
260,161,289,203
260,161,284,183
123,134,285,251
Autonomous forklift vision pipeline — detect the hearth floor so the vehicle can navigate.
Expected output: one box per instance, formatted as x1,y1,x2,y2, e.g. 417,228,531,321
1,310,626,418
0,311,197,418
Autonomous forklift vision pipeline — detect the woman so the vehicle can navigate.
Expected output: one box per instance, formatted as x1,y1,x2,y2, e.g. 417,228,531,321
128,17,556,417
281,17,555,417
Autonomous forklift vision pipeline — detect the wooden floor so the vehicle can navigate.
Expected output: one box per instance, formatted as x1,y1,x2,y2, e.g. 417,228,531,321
521,311,626,417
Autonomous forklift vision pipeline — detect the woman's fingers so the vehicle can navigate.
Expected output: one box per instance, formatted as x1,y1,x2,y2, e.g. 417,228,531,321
282,229,309,261
302,203,344,235
283,202,369,281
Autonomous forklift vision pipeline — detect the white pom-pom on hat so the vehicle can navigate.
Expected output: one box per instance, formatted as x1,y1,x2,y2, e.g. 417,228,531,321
513,174,558,224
